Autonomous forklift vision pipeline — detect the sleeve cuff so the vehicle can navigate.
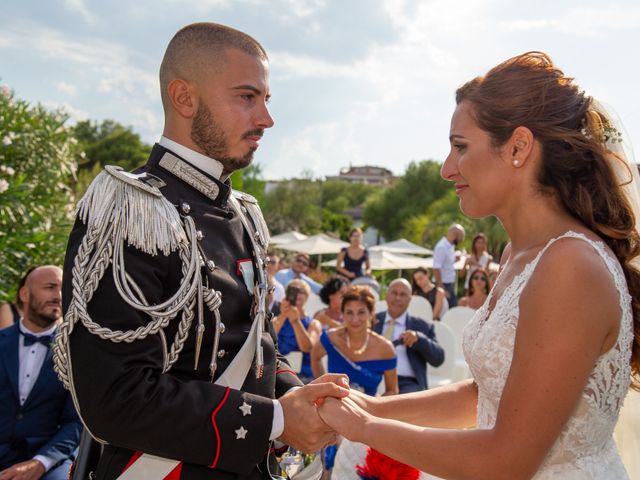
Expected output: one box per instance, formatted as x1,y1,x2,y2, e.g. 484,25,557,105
270,399,284,440
33,455,55,473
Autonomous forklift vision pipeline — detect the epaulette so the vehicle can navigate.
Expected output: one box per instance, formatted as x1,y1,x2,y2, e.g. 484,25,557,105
77,165,186,256
231,189,270,249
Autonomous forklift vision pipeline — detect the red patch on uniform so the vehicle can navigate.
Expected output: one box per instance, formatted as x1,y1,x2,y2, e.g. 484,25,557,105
209,387,231,468
236,258,252,276
276,369,298,376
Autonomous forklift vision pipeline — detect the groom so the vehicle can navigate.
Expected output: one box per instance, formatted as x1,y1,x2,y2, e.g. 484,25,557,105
61,22,347,480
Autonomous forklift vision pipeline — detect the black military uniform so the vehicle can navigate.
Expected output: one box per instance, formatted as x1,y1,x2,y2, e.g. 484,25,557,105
60,144,302,479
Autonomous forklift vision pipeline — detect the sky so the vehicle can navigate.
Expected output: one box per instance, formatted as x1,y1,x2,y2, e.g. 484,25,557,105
2,0,640,180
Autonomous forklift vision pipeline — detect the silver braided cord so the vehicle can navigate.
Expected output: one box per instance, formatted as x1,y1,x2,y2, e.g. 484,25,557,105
52,169,224,422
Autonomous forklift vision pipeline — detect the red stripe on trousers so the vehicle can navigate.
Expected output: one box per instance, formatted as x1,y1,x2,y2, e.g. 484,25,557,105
209,387,231,468
164,462,183,480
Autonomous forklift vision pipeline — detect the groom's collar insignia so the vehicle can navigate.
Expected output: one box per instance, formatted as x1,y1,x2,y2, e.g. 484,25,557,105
158,151,220,201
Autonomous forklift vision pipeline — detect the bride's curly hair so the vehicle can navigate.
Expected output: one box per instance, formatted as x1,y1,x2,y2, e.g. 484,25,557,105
456,51,640,389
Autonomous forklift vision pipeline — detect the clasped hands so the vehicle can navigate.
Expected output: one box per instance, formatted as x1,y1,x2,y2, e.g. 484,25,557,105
278,374,374,452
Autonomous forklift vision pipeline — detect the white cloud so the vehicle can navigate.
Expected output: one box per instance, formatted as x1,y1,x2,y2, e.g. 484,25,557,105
55,81,77,96
63,0,98,25
0,22,158,101
42,100,89,122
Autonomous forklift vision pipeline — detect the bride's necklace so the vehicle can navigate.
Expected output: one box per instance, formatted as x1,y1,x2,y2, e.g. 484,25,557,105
346,331,369,355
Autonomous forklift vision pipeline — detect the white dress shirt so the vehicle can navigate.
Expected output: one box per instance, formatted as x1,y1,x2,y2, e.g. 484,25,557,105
18,319,58,472
159,136,285,441
433,236,456,283
383,311,415,378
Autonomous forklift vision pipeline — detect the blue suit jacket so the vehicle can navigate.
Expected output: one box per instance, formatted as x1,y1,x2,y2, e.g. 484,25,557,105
0,324,82,470
374,311,445,390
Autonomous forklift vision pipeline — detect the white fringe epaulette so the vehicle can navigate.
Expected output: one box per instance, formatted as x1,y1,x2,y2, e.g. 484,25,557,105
77,165,186,256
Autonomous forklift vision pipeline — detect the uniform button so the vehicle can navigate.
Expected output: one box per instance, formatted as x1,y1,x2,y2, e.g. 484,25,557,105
180,202,191,215
206,260,215,271
196,230,204,241
217,349,226,359
219,323,226,334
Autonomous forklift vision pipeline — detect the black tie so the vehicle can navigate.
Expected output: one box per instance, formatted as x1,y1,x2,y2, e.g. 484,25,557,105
21,332,54,347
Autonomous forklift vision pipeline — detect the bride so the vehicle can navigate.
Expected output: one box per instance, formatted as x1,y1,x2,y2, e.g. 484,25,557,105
316,52,640,479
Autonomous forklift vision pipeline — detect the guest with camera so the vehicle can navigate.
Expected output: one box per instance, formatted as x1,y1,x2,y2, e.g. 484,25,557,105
272,280,322,383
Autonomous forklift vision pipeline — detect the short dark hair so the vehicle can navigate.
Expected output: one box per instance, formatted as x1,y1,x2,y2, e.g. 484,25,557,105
341,285,375,314
319,276,349,305
15,266,38,308
159,22,267,113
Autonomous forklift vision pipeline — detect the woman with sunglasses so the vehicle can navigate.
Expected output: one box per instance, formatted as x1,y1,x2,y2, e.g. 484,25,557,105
458,268,490,309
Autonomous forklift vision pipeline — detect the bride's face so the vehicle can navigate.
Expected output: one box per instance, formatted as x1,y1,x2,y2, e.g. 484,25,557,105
441,101,512,219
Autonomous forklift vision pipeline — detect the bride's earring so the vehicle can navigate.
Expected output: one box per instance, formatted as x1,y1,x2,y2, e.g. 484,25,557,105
513,159,521,167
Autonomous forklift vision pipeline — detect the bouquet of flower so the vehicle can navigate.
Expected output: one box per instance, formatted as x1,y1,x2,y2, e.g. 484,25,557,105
356,447,420,480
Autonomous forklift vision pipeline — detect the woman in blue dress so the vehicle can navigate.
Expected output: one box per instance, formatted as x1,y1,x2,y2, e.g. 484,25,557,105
311,285,397,473
311,285,397,395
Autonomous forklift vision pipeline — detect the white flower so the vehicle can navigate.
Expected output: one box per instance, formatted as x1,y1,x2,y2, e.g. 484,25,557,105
79,151,86,159
0,179,9,193
0,86,10,99
0,165,15,175
26,243,36,249
2,136,11,146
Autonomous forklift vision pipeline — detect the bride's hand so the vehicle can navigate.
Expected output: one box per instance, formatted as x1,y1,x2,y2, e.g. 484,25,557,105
346,389,381,416
317,396,373,443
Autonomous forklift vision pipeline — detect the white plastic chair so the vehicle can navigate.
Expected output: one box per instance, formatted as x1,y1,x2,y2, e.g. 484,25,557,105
284,351,302,373
427,322,457,388
440,307,475,382
440,306,475,341
408,295,433,322
374,299,387,314
304,293,325,318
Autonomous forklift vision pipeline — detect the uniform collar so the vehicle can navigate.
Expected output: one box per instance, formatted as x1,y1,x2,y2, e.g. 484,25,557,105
159,136,227,181
150,143,232,205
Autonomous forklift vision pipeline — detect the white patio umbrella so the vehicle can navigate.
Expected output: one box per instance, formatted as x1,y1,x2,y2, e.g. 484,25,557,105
277,233,349,266
369,238,433,255
269,230,308,245
323,249,431,271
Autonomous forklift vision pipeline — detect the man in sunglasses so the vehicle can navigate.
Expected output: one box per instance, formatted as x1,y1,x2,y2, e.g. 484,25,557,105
275,254,322,295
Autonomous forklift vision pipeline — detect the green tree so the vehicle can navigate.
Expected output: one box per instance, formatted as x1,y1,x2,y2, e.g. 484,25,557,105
321,209,353,239
0,87,78,301
72,119,151,195
262,177,323,234
230,163,266,204
363,160,449,240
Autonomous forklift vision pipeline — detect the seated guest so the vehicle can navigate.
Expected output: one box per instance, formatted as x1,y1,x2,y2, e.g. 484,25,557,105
272,279,322,383
336,228,371,280
311,285,398,396
374,278,444,393
275,253,322,295
311,285,397,477
0,266,82,480
411,267,447,320
314,276,349,329
458,268,490,309
0,267,37,329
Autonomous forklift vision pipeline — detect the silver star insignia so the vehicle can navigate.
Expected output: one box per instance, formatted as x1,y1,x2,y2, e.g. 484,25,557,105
239,401,252,416
235,426,248,440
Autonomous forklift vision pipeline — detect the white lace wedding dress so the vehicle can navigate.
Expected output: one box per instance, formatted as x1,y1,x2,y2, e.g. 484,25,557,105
463,231,632,479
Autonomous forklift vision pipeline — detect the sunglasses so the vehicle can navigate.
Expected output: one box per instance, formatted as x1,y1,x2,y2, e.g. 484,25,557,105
295,258,309,266
266,259,278,265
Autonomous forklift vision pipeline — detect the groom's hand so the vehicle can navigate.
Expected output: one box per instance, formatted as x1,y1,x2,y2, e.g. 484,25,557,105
278,374,350,452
